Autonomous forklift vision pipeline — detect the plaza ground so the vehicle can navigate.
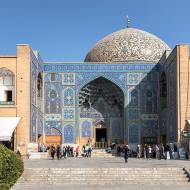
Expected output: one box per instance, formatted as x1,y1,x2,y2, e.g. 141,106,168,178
12,156,190,190
23,156,190,168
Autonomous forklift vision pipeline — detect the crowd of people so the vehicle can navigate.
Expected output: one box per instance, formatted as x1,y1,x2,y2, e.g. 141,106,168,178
47,144,92,160
39,142,186,162
116,143,178,160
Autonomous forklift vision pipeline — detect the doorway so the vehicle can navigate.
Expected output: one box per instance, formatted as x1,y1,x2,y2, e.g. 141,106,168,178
96,128,107,142
160,135,166,147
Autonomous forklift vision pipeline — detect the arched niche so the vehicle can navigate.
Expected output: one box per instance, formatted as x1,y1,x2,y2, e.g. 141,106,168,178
78,77,124,146
37,73,43,98
160,72,167,110
0,67,15,103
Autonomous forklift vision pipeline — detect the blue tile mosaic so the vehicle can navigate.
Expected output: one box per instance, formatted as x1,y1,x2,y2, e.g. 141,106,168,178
64,124,74,143
81,121,91,138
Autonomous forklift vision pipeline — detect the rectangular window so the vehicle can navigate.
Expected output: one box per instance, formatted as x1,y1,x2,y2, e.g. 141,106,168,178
50,101,56,113
51,73,56,81
146,100,152,113
143,137,157,144
5,90,12,102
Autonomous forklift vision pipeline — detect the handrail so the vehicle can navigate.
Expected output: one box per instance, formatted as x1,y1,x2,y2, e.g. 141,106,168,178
183,167,190,182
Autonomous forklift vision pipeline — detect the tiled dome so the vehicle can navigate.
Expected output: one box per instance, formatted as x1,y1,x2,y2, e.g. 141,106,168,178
84,28,170,63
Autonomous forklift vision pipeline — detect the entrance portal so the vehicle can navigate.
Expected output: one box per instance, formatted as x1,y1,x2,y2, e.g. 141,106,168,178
78,77,124,147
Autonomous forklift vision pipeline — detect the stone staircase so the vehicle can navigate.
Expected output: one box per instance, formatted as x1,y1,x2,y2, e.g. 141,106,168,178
16,167,189,186
91,149,114,157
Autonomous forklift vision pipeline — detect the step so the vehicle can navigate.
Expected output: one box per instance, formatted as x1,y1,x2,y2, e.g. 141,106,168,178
22,169,184,174
25,168,183,171
16,167,189,186
22,171,184,175
19,177,187,182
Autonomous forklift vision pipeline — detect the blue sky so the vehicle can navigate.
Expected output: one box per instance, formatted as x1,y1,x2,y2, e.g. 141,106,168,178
0,0,189,62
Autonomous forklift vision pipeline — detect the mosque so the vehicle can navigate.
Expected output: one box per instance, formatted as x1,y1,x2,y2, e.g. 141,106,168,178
0,24,190,155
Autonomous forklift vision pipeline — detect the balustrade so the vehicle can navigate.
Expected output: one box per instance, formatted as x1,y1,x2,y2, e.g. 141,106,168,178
0,101,15,105
94,142,108,149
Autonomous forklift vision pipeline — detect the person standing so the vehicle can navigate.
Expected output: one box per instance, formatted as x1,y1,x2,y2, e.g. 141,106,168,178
76,146,79,157
117,146,121,156
159,144,165,160
124,145,129,163
143,144,147,159
147,145,152,159
85,144,89,157
88,146,92,158
51,145,56,160
137,144,141,158
56,145,61,160
82,145,85,157
169,143,174,160
155,144,159,159
16,145,21,156
62,146,67,159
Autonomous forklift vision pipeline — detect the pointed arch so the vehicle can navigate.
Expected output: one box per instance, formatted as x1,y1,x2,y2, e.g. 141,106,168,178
64,124,74,143
37,72,43,98
63,87,74,106
0,67,15,85
81,120,92,137
78,76,125,145
78,77,124,110
77,74,125,95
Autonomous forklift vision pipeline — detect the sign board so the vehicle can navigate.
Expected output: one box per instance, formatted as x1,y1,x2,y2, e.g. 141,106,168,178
178,148,186,160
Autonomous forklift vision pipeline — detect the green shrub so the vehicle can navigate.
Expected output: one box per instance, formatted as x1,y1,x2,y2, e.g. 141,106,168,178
0,144,24,190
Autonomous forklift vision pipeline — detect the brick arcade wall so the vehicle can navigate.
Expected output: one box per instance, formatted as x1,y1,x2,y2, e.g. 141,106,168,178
159,44,190,145
177,45,190,141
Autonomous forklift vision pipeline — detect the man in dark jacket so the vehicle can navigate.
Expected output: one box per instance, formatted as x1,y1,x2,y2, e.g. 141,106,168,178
56,145,61,159
51,145,56,160
124,145,129,163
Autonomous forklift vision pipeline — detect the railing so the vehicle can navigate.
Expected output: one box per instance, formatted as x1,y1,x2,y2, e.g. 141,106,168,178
94,142,108,149
183,167,190,182
0,101,15,105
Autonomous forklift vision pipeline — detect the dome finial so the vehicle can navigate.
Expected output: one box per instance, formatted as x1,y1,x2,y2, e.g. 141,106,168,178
126,15,131,28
